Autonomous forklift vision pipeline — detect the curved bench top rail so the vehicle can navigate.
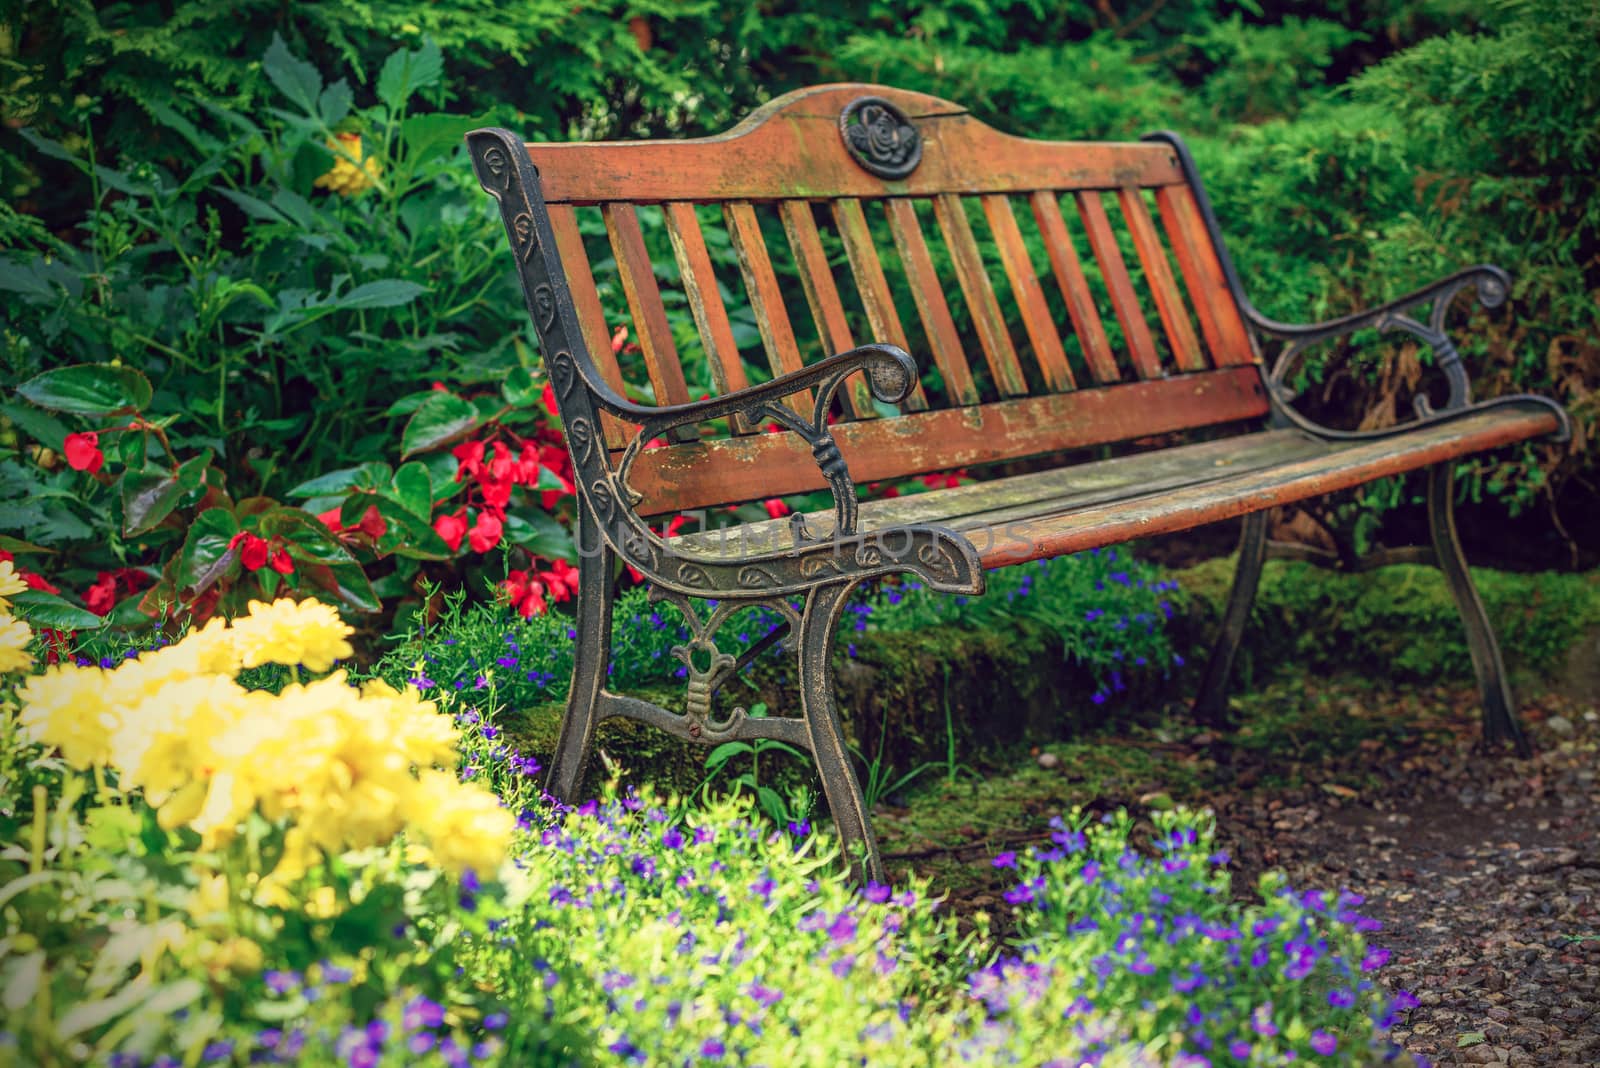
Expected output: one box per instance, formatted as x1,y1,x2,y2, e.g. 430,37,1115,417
522,84,1185,204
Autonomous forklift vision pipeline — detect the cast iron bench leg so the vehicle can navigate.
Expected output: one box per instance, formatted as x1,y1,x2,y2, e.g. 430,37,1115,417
799,580,884,886
1427,464,1530,757
547,508,616,802
1192,510,1271,727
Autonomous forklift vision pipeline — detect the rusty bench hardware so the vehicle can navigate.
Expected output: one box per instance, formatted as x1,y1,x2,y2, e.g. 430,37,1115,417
470,84,1570,882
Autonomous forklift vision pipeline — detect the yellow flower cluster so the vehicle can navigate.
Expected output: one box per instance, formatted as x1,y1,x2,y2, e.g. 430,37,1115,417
313,132,380,196
0,560,34,675
15,598,512,876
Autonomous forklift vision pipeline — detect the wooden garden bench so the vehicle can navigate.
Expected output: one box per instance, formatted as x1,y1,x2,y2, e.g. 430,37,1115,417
469,85,1569,881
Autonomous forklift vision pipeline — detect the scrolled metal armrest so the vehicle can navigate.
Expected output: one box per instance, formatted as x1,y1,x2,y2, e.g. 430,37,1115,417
1261,265,1510,415
613,343,918,540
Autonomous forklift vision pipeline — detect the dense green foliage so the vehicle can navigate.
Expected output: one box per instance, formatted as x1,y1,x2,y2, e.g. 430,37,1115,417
1,0,1594,632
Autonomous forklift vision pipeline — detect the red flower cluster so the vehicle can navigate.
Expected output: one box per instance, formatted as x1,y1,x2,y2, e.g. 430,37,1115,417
317,504,388,542
502,558,579,618
228,531,294,574
434,432,575,555
84,568,148,615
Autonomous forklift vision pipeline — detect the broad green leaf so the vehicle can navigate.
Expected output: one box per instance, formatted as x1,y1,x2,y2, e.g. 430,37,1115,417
262,34,322,113
0,400,70,448
258,508,359,565
0,257,56,299
217,188,287,224
504,511,577,562
501,367,542,408
175,450,213,491
389,462,433,519
298,560,380,614
334,279,427,310
401,392,478,458
121,469,186,536
10,589,107,630
0,535,52,554
384,390,439,418
400,112,479,166
377,39,444,111
368,497,452,560
175,508,240,593
318,79,353,126
286,462,390,498
16,364,153,416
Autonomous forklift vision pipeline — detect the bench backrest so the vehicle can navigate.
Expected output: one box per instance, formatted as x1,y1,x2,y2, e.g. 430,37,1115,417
519,83,1270,515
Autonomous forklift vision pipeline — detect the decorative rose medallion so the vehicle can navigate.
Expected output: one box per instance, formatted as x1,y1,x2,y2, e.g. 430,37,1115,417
838,97,922,180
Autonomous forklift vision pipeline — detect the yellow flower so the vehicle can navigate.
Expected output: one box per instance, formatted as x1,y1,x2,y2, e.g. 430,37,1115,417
313,133,380,196
360,678,459,768
0,560,27,611
404,769,514,876
17,665,118,768
230,598,354,673
0,612,33,674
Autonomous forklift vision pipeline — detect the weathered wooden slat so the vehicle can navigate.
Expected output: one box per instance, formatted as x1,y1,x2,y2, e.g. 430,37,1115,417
663,201,753,433
884,198,979,406
602,202,692,410
778,200,874,419
664,406,1560,564
1116,186,1206,373
524,85,1184,204
1028,192,1121,385
981,194,1074,391
1075,191,1163,381
672,429,1319,555
1154,184,1257,366
546,204,630,447
618,365,1269,513
723,200,813,420
977,407,1562,566
933,194,1029,397
830,199,928,411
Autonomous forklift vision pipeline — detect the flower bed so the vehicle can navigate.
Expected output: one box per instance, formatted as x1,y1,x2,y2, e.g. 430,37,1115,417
0,592,1428,1066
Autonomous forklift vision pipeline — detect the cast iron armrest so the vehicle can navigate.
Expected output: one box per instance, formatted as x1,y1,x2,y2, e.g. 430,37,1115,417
1256,265,1509,415
1254,265,1570,443
606,343,918,542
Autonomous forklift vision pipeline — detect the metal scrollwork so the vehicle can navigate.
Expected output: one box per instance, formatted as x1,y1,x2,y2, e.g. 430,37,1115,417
648,588,804,743
839,97,922,180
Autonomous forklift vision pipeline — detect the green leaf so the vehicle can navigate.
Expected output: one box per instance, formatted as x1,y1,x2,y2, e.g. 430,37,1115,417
335,279,428,310
0,535,52,555
262,34,322,114
10,590,107,630
257,509,359,565
367,497,452,560
400,112,479,166
377,39,444,111
704,741,753,773
16,364,152,416
0,400,70,449
1457,1032,1487,1048
318,79,353,126
384,390,439,418
401,392,478,458
0,257,56,299
298,560,380,614
176,508,240,594
504,511,576,562
285,462,390,498
501,367,543,408
388,462,433,519
121,469,186,536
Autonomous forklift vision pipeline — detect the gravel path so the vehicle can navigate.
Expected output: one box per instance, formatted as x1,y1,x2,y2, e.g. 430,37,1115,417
1217,696,1600,1067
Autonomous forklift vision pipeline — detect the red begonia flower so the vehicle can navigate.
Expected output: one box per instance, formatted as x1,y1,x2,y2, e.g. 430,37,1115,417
85,572,119,615
270,548,295,574
762,498,791,520
467,511,503,553
63,431,104,473
540,559,580,604
434,510,468,552
317,507,344,533
541,383,560,418
503,568,548,617
228,531,270,571
357,505,387,540
452,440,486,481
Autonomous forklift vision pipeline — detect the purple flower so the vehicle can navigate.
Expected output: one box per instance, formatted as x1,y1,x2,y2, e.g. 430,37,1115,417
484,1012,507,1031
264,969,300,995
1251,1003,1278,1037
992,852,1017,869
1310,1030,1337,1055
862,881,892,904
1361,947,1391,972
746,982,783,1008
788,820,810,837
701,1038,726,1059
403,996,446,1031
662,826,685,850
1327,987,1356,1008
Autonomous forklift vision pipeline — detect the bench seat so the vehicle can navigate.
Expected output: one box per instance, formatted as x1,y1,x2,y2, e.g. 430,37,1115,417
672,403,1561,567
